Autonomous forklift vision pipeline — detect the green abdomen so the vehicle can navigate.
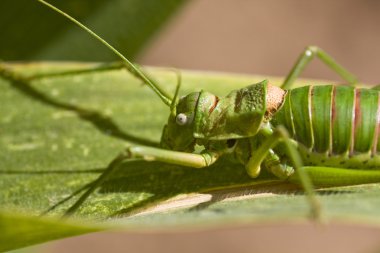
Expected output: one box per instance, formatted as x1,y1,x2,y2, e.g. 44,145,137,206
271,85,380,167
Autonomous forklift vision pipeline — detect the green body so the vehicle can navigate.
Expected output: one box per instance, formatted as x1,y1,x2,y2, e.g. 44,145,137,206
271,85,380,169
165,82,380,180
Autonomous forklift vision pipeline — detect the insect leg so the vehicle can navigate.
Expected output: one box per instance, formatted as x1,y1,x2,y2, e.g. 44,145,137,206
288,166,380,187
263,149,294,180
64,146,220,217
245,126,320,219
281,46,358,89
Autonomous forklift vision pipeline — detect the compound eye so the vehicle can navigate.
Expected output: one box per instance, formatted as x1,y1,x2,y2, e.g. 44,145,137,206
176,113,188,125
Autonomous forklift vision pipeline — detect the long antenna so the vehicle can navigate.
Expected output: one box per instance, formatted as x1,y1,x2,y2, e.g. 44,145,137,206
37,0,173,106
170,70,182,116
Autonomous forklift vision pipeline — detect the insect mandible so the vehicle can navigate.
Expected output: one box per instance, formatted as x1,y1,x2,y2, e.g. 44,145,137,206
7,0,380,219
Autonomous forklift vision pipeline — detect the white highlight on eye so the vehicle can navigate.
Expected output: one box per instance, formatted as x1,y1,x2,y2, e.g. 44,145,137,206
305,50,312,57
176,113,188,125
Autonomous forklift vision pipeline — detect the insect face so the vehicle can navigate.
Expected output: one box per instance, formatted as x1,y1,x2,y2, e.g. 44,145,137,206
160,92,200,151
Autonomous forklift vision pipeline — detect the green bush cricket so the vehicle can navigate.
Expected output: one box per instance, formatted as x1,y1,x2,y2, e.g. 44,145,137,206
5,0,380,220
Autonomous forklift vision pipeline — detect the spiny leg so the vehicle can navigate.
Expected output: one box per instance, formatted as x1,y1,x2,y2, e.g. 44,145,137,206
63,145,220,217
281,46,358,90
288,166,380,187
245,126,320,220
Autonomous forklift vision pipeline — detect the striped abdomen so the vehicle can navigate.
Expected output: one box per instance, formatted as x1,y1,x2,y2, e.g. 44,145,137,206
271,85,380,156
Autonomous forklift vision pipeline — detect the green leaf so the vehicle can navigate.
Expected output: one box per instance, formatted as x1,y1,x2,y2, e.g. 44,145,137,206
1,63,380,251
0,0,186,61
0,211,101,252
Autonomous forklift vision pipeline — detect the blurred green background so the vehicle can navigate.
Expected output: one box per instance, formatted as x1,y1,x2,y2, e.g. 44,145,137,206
1,0,380,84
0,0,186,61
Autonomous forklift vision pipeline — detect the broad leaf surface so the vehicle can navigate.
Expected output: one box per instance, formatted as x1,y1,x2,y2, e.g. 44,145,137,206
1,63,380,251
0,211,101,252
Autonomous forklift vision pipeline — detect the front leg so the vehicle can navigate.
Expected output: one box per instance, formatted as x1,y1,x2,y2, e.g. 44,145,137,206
63,146,220,216
245,126,320,220
264,149,294,180
126,146,220,168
